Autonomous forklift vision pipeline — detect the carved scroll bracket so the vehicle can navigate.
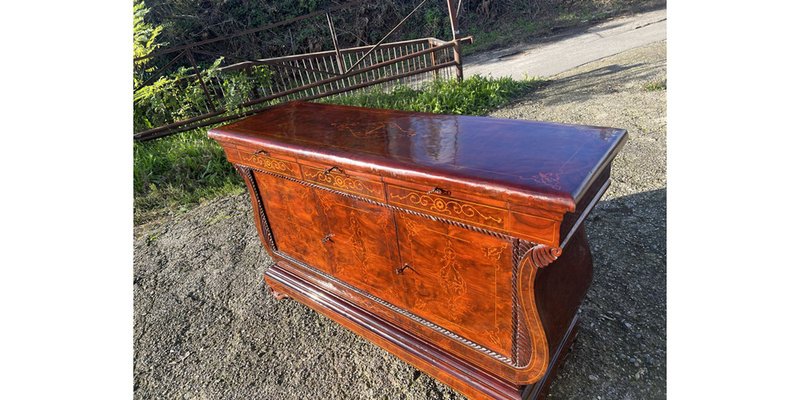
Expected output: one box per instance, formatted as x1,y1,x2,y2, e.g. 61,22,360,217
527,245,562,269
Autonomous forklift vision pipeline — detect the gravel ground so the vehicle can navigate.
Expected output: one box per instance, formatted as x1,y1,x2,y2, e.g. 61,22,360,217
134,40,666,399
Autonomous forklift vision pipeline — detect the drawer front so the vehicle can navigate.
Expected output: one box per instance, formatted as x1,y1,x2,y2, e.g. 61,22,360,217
301,164,384,201
387,185,506,230
238,149,301,178
394,212,515,359
253,171,334,274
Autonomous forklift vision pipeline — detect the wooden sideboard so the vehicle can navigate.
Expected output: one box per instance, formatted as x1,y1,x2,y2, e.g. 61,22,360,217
208,101,627,399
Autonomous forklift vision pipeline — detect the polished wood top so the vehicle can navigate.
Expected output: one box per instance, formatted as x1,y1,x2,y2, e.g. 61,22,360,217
209,101,627,211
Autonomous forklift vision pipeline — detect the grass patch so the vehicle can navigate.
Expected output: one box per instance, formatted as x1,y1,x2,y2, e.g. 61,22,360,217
133,129,246,225
322,75,540,115
133,75,541,226
643,79,666,91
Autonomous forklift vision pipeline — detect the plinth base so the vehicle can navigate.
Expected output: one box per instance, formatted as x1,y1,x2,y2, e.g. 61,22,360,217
264,261,579,400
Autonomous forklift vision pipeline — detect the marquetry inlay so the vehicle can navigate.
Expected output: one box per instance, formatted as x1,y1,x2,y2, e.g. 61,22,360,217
387,185,505,229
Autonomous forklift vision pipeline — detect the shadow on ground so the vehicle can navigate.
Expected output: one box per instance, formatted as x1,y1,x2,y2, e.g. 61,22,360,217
549,188,666,399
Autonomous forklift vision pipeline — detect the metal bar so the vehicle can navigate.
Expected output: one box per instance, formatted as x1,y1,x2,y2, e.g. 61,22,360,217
244,66,261,101
241,41,454,107
369,51,377,81
134,50,186,92
300,58,314,91
447,0,463,81
134,0,366,61
344,0,429,74
392,46,399,78
315,57,327,93
139,55,456,142
326,55,339,92
430,41,439,79
218,37,436,71
190,48,252,63
185,50,217,110
133,109,227,140
298,61,458,102
326,12,345,74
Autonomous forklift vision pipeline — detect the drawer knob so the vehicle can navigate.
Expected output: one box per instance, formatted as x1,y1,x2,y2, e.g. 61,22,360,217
427,187,450,196
321,233,335,243
324,166,345,175
254,149,270,156
395,264,412,275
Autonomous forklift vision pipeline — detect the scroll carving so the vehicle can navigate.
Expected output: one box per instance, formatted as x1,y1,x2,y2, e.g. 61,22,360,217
509,240,554,381
527,245,562,269
304,167,381,199
243,153,292,174
389,190,504,227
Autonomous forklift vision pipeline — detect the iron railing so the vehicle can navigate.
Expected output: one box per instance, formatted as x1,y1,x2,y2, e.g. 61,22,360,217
134,0,470,142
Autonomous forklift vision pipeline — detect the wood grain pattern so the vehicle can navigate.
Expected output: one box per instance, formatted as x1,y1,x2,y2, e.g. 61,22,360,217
209,101,628,211
209,101,627,399
314,188,407,309
253,171,334,274
395,212,515,358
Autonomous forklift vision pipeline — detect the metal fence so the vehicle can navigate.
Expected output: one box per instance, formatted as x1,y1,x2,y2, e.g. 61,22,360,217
134,0,470,141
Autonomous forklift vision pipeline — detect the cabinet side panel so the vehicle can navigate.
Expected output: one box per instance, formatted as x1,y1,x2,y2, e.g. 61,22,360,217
535,224,593,356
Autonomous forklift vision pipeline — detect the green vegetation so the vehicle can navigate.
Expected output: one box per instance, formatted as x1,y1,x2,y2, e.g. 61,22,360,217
324,75,540,115
139,1,661,64
134,128,245,225
643,79,666,91
134,75,541,225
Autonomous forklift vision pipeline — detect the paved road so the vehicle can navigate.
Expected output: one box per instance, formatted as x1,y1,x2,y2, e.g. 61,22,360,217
464,8,666,79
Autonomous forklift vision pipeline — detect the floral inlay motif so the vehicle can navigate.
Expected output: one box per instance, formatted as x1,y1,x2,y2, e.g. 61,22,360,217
389,191,503,225
488,328,505,350
482,245,507,261
308,169,377,195
244,153,292,173
439,240,468,318
331,121,415,139
398,213,420,242
348,210,370,273
527,172,562,190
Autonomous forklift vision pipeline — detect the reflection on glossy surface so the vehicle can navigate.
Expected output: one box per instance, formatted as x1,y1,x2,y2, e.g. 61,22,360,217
211,101,627,204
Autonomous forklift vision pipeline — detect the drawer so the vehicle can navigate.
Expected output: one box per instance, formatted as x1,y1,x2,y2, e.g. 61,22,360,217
301,164,384,201
386,184,506,230
236,148,301,179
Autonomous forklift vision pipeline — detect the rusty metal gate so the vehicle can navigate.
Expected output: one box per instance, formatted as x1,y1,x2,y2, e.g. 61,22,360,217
134,0,471,141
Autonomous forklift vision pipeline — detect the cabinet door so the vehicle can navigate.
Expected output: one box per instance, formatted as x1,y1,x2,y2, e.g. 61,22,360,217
253,172,335,274
314,189,407,309
394,212,515,359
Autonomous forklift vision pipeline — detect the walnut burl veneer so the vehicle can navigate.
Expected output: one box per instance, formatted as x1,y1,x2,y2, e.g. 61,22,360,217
208,101,627,400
